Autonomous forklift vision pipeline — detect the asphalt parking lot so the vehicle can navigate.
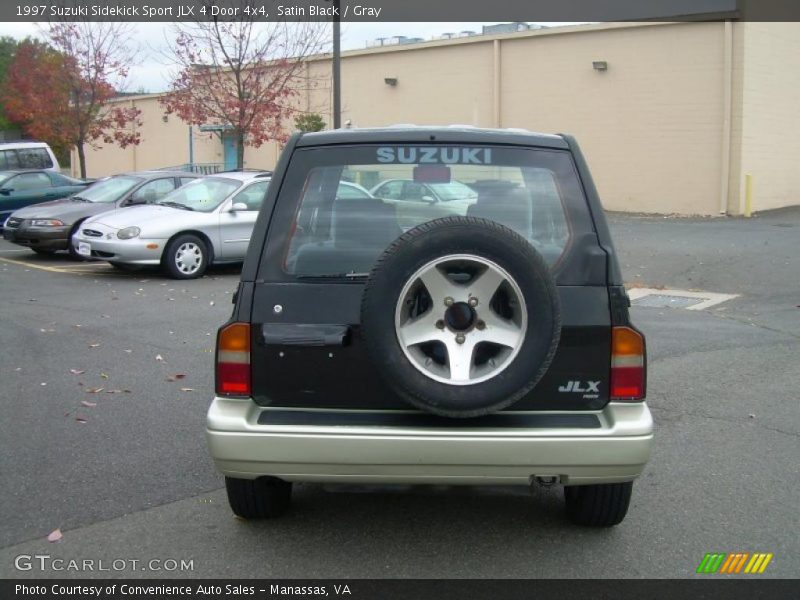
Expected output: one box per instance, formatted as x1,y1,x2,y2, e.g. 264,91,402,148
0,208,798,579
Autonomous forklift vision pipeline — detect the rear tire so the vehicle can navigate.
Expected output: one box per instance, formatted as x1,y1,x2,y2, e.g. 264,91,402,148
564,482,633,527
163,234,209,279
225,476,292,519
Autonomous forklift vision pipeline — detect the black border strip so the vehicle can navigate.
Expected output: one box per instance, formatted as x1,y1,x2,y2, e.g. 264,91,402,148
257,409,602,428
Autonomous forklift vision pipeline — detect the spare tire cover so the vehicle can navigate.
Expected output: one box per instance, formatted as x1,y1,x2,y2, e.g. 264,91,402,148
361,216,561,418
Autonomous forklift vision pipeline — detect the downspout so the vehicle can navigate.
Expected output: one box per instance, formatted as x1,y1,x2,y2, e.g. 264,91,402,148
131,99,138,171
719,20,733,215
493,39,501,128
188,126,194,167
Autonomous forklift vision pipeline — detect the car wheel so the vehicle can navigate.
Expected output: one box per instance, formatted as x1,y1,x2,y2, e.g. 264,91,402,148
361,216,561,418
564,482,633,527
225,476,292,519
163,234,209,279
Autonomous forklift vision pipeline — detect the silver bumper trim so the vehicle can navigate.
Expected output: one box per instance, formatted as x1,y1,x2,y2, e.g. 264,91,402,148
206,400,654,485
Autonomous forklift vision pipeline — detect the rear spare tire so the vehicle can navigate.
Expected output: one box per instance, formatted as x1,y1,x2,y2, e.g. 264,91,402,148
361,216,561,418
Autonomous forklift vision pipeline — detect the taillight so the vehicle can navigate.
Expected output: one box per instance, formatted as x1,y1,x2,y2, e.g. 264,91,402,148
610,326,645,401
216,322,251,397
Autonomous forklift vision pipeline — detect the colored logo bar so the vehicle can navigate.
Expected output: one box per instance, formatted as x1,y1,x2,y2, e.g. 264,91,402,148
697,553,773,574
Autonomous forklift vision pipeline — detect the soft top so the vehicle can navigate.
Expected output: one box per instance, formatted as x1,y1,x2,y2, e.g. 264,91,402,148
295,126,569,150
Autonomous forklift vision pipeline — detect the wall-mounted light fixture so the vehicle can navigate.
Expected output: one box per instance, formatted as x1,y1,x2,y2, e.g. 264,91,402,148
162,115,169,123
592,61,608,72
384,77,398,86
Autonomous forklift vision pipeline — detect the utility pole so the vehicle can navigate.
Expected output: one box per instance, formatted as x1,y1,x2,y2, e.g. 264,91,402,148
332,0,341,129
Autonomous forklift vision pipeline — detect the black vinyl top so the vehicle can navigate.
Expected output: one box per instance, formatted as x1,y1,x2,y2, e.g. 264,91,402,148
295,126,570,150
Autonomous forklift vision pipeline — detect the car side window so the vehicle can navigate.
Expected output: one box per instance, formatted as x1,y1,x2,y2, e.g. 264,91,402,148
131,178,177,203
180,177,197,186
4,172,52,191
373,180,404,200
232,180,270,211
0,150,21,170
17,148,53,169
403,182,429,201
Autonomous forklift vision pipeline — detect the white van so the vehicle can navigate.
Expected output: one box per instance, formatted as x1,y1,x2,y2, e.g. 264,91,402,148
0,141,60,171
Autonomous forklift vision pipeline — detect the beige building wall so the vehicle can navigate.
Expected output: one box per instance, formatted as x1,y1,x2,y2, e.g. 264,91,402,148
500,22,725,215
74,22,799,215
72,95,284,178
728,22,800,214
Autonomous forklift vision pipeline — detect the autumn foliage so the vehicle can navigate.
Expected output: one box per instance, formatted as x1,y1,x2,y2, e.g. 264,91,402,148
162,14,328,169
3,23,141,178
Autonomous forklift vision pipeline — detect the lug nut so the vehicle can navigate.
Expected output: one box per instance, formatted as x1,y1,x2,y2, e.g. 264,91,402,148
455,334,466,344
468,297,479,307
444,297,454,307
435,319,445,329
476,320,486,330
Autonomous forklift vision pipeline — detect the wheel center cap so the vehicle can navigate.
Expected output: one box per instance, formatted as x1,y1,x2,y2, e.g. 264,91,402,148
445,302,476,331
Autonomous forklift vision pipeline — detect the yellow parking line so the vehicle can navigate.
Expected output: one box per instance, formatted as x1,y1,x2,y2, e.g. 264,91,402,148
0,256,111,274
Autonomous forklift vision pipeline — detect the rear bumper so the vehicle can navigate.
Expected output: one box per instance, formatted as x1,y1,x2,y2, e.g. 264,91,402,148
206,400,654,486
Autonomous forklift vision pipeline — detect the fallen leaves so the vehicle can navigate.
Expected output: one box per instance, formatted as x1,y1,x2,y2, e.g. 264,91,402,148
75,416,88,424
155,354,164,362
47,529,62,542
80,400,97,408
88,343,100,348
100,373,109,380
69,369,86,375
180,387,195,392
165,373,187,382
85,387,104,394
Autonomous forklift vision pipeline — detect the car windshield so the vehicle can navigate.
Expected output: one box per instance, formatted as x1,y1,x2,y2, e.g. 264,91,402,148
428,181,478,201
156,178,241,212
282,144,577,277
77,176,143,203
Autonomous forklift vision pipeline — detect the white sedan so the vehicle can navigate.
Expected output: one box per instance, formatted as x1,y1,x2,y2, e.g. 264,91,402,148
72,172,271,279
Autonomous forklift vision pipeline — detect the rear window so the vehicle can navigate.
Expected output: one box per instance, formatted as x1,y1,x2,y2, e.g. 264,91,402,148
0,148,53,169
282,145,576,277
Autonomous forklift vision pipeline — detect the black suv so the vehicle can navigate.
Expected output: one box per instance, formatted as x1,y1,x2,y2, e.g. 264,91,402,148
206,127,653,527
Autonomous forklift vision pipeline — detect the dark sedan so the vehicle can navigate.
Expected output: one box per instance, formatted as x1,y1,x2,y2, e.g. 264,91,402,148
0,170,91,227
3,170,198,256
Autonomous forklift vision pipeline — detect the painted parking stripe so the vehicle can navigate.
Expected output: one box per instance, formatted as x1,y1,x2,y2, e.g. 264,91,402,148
0,257,114,274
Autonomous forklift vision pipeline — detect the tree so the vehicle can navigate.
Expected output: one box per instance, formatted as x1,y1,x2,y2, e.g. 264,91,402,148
295,112,326,133
162,1,329,169
3,23,142,178
0,37,19,131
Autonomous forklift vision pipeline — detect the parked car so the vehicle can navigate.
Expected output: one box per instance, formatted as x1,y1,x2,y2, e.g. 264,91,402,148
72,171,272,279
3,171,198,256
207,126,652,527
371,178,478,230
0,141,60,171
0,170,91,232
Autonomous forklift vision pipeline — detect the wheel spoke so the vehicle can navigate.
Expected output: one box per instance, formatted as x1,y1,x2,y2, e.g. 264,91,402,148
419,266,454,304
398,311,443,347
470,266,506,303
445,338,475,382
478,310,523,348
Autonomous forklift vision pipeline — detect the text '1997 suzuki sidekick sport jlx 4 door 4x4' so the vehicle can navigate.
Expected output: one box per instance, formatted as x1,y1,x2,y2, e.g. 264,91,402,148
206,127,653,527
